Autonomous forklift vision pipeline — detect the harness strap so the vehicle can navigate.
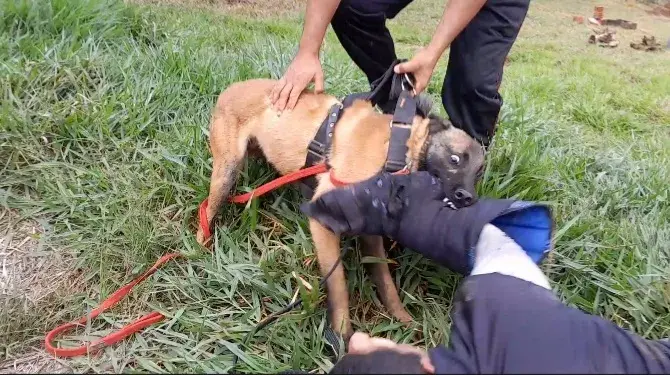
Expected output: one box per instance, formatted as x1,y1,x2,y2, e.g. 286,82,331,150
385,90,417,173
302,61,417,177
356,59,409,108
304,103,344,169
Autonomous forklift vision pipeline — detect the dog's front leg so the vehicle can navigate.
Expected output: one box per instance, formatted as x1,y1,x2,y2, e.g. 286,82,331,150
309,179,353,342
361,235,413,324
309,219,353,341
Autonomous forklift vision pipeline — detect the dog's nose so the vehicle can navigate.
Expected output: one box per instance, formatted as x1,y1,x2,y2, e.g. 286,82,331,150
454,188,473,206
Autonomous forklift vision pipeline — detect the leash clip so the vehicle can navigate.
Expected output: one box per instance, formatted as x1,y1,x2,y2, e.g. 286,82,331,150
401,73,417,96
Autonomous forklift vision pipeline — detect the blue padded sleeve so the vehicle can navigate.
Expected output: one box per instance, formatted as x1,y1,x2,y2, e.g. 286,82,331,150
490,203,553,264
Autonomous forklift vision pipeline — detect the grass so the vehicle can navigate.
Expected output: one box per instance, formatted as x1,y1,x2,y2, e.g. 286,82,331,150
1,0,669,372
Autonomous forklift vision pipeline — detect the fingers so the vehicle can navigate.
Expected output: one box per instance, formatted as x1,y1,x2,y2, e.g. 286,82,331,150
421,355,436,374
286,82,303,111
415,80,427,95
275,81,294,112
348,331,433,373
394,59,418,74
270,77,286,105
393,62,408,74
348,332,398,354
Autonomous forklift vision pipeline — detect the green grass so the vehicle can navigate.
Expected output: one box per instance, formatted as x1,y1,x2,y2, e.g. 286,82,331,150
1,0,669,372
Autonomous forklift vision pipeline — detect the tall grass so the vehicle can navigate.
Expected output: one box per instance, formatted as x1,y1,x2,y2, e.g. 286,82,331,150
1,0,668,372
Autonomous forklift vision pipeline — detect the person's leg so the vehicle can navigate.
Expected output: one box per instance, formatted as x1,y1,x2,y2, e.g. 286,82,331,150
427,225,670,374
330,0,413,107
441,0,530,148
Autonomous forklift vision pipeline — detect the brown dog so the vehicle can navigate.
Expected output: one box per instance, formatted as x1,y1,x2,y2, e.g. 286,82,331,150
196,78,485,341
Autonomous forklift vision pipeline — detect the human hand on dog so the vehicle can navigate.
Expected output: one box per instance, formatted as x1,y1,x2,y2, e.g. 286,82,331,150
300,171,548,276
271,52,325,112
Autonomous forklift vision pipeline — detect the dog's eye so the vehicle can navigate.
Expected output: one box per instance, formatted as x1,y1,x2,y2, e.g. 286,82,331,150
450,155,460,165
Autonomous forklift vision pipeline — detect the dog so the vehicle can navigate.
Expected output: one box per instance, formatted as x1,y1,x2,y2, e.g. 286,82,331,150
195,78,485,341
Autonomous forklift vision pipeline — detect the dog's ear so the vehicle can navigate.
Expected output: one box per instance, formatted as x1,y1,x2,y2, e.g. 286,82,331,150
427,114,450,134
415,93,433,118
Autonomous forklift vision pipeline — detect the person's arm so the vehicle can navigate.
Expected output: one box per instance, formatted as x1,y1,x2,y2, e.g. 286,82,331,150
394,0,486,94
300,172,554,276
296,0,341,57
270,0,341,111
426,0,486,58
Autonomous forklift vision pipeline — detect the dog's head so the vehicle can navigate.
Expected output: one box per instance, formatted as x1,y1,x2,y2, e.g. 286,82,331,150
414,97,485,208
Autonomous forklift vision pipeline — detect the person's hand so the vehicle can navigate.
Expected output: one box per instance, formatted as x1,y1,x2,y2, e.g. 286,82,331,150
271,52,324,112
393,47,441,95
347,332,435,373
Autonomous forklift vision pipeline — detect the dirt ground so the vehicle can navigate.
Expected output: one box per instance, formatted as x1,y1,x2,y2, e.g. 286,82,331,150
0,209,76,373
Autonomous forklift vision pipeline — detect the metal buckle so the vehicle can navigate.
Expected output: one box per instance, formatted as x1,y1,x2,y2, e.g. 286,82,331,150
401,73,417,96
307,140,325,157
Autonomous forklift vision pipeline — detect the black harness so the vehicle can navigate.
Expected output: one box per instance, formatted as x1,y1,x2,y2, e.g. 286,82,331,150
300,60,419,192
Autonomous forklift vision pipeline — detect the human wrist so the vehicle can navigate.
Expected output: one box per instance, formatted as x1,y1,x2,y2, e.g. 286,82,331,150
425,40,447,64
296,47,319,59
296,43,321,59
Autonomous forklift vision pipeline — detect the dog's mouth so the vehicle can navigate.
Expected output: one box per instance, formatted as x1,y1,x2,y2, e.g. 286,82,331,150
442,196,458,210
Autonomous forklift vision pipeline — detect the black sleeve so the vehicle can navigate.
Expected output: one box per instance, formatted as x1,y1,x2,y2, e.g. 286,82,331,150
427,273,670,374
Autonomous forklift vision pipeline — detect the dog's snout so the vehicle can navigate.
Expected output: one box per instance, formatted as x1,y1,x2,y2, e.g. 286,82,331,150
454,188,474,206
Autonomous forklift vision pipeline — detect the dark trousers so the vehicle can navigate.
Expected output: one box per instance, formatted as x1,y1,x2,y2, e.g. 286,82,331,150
427,273,670,373
330,0,530,147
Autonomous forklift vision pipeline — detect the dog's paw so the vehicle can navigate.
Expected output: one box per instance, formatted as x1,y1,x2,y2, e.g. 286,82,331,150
391,308,414,325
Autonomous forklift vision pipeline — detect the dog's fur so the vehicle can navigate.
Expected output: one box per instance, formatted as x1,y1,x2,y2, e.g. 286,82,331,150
196,78,485,340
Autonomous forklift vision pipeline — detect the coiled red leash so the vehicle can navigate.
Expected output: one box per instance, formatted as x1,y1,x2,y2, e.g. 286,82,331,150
44,253,181,357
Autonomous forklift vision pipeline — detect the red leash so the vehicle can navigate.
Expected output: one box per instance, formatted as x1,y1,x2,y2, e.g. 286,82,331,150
45,161,407,357
44,253,181,357
198,163,329,239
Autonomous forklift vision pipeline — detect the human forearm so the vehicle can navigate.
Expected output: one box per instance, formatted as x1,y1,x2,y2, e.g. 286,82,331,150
425,0,487,59
297,0,342,57
392,0,487,93
300,172,554,276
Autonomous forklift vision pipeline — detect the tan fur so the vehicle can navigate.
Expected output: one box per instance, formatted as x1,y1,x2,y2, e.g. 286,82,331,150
197,78,459,341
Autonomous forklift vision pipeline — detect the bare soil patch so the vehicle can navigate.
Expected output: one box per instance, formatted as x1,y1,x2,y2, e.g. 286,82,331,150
0,209,80,373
